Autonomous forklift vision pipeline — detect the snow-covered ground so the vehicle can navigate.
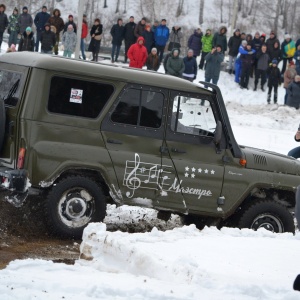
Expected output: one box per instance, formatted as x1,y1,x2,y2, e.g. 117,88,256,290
1,42,300,299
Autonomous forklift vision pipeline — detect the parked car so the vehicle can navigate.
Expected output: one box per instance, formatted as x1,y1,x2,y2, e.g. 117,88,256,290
0,52,298,238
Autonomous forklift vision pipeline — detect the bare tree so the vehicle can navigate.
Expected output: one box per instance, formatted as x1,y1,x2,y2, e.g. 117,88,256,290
220,0,224,23
282,0,291,30
176,0,184,17
199,0,205,25
115,0,120,13
248,0,255,15
123,0,127,14
274,0,281,34
231,0,238,34
103,0,108,8
289,0,298,34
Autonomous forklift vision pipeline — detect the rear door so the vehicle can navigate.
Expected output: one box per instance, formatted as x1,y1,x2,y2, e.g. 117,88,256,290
101,84,184,210
0,63,29,168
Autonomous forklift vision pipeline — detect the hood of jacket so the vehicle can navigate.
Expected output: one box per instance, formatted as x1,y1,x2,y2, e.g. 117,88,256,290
171,48,181,57
219,26,227,35
137,36,145,45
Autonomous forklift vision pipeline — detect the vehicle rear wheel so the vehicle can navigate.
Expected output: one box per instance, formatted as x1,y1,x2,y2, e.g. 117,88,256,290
238,199,295,233
45,176,107,239
0,100,6,153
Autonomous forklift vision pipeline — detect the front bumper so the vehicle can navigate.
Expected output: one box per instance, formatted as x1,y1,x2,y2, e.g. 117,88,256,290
0,167,29,193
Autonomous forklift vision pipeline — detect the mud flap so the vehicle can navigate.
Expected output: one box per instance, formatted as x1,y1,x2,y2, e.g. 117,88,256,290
295,185,300,230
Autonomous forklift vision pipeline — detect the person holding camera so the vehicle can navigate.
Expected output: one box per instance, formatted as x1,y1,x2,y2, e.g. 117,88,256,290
204,45,224,85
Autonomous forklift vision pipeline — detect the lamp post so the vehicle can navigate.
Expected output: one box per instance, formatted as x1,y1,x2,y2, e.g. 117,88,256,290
75,0,85,59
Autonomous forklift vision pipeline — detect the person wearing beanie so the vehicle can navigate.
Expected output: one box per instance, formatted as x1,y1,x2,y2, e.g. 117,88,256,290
40,22,56,54
62,24,77,57
266,59,281,104
146,47,160,71
239,42,256,89
281,33,296,75
127,36,148,69
48,8,64,55
18,5,33,36
204,44,224,85
63,14,77,34
260,33,266,44
198,29,212,70
227,28,241,74
0,4,8,49
166,48,185,77
142,23,155,54
183,49,197,82
18,26,34,52
34,6,50,52
123,16,136,63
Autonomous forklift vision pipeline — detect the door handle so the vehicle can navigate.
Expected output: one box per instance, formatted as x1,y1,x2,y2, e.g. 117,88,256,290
107,138,123,145
171,147,186,153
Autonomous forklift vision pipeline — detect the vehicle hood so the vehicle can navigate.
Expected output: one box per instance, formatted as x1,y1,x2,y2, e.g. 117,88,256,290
241,145,300,175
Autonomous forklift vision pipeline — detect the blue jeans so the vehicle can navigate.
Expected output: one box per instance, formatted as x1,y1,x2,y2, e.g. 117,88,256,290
288,147,300,159
8,31,18,47
111,44,121,61
80,38,86,59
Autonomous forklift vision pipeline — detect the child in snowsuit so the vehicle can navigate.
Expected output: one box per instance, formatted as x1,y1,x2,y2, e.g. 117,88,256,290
267,59,281,104
62,24,77,58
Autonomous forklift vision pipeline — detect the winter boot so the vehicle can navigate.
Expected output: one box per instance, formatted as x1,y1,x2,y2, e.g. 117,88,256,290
274,92,278,104
228,69,232,75
267,93,271,104
261,85,265,92
254,83,257,91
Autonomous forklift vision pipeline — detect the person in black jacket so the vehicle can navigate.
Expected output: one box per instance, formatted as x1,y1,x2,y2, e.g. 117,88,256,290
88,18,103,62
40,23,56,54
63,14,77,34
240,43,256,89
0,4,8,49
18,26,34,52
286,75,300,109
123,16,136,63
227,29,241,74
34,6,50,52
183,49,197,82
110,18,124,63
267,59,281,104
142,24,155,54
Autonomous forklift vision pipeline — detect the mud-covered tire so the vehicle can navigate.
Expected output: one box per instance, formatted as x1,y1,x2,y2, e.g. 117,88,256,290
238,199,295,233
45,176,107,239
0,100,6,153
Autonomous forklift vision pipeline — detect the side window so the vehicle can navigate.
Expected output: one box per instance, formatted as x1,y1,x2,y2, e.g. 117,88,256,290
48,76,114,118
171,95,216,137
0,70,23,107
111,88,164,128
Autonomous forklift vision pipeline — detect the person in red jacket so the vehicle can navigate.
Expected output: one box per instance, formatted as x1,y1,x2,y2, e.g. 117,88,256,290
127,36,148,69
80,14,88,60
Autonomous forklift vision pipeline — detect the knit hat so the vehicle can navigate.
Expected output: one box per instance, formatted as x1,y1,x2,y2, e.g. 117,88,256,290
26,27,32,32
284,33,291,39
188,49,194,53
68,24,73,29
23,6,28,10
241,40,247,46
68,14,73,18
44,23,50,28
272,59,278,65
151,47,157,52
270,30,275,35
261,33,266,37
13,7,18,13
235,28,240,32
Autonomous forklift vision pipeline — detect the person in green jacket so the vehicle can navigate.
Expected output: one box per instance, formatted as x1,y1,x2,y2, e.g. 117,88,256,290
166,48,185,78
8,7,19,47
199,29,213,69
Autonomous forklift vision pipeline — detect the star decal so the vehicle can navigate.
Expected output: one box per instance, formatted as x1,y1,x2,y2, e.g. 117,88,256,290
185,172,189,177
204,169,209,174
191,173,195,178
185,166,189,171
211,170,215,175
192,167,196,172
198,168,202,173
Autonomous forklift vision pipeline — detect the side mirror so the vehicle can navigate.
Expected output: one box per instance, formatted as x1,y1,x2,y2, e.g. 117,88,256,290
213,120,222,146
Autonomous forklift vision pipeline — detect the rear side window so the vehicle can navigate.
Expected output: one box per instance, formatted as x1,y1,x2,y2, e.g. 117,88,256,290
0,70,23,106
48,76,114,118
111,88,164,128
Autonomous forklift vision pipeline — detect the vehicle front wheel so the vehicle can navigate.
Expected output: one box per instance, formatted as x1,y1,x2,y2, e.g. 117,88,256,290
238,199,295,233
45,176,107,238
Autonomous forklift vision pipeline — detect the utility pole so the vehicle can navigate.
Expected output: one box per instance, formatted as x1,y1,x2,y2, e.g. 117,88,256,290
75,0,85,59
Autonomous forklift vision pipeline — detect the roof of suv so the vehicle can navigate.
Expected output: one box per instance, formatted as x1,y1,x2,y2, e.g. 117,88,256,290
0,52,210,95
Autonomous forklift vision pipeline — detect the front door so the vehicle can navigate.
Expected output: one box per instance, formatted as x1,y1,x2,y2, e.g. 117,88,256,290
164,92,225,215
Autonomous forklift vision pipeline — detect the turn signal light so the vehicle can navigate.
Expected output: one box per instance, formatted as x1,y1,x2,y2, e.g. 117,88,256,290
17,148,26,169
239,158,247,167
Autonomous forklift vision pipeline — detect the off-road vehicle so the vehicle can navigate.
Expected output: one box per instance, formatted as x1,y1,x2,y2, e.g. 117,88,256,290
0,52,299,238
